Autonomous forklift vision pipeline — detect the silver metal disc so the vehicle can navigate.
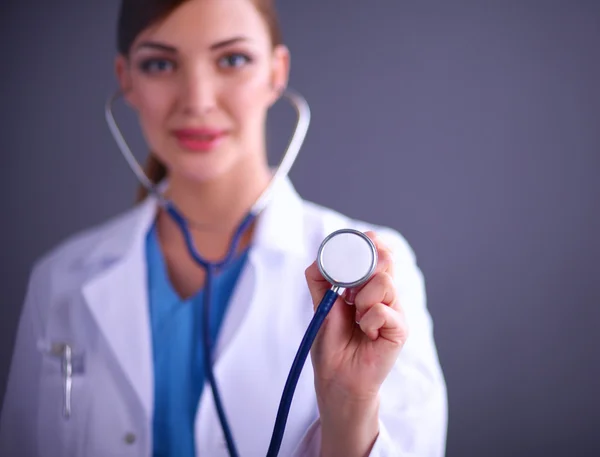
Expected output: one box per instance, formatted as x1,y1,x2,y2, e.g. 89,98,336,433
317,229,378,288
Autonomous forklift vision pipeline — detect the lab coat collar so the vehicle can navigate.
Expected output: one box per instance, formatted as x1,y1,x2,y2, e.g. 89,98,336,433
80,175,306,419
251,176,306,257
83,175,306,265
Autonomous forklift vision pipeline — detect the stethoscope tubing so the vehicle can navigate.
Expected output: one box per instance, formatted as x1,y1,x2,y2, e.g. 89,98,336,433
166,202,256,456
169,200,343,457
266,287,341,457
105,87,316,456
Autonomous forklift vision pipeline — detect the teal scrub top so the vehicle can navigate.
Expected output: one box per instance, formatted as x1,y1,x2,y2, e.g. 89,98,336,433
145,222,249,457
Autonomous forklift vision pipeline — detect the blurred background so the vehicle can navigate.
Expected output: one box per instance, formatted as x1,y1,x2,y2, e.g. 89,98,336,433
1,1,599,456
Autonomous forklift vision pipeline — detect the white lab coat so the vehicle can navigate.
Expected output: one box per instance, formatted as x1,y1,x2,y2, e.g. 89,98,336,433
0,177,447,457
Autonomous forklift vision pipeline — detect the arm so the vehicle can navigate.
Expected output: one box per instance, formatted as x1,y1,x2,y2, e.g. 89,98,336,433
0,268,44,457
294,229,447,457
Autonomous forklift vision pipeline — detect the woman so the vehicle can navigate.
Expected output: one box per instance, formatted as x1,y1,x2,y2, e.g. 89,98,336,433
0,0,448,456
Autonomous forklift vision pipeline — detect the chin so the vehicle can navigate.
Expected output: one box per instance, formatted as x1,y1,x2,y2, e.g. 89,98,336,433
166,153,241,185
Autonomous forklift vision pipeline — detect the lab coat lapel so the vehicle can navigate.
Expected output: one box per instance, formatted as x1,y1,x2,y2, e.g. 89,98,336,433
214,176,308,357
194,178,313,455
78,177,310,450
207,177,308,368
81,197,159,419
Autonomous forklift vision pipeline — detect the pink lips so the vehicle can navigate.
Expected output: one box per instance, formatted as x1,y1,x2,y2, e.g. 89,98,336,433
172,127,227,152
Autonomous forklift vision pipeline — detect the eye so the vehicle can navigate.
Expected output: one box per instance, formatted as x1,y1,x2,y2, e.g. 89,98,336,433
139,58,175,74
218,53,253,69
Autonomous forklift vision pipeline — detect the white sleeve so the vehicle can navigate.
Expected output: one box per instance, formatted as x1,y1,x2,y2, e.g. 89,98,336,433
0,267,44,457
292,229,448,457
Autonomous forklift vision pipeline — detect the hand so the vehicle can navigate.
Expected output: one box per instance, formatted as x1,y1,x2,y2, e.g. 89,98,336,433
304,231,409,456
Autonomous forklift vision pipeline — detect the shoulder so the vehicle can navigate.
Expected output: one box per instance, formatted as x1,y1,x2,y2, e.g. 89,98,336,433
26,200,154,305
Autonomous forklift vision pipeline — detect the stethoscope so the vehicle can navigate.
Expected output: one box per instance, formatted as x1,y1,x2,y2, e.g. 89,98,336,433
105,88,378,456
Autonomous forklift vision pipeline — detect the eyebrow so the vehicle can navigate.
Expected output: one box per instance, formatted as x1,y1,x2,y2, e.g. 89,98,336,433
134,36,249,53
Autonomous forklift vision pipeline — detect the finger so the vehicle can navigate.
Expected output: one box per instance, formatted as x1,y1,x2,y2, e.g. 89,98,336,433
358,303,409,344
343,233,394,305
353,271,397,320
304,259,326,283
344,287,359,305
364,231,395,277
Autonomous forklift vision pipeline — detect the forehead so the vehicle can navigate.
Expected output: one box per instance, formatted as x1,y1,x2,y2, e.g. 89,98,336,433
135,0,270,49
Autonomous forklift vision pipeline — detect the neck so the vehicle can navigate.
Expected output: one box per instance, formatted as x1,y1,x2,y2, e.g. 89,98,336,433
156,158,272,261
166,167,272,229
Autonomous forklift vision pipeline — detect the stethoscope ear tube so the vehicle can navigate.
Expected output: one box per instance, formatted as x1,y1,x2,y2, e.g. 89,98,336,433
105,86,314,457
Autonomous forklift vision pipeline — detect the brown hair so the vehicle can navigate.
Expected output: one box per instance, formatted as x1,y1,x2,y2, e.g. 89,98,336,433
116,0,283,202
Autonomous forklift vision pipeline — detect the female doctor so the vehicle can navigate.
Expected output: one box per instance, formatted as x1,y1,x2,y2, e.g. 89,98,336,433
0,0,448,456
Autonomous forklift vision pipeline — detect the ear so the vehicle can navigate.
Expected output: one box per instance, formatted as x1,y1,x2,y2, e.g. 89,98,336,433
114,54,137,108
268,44,290,105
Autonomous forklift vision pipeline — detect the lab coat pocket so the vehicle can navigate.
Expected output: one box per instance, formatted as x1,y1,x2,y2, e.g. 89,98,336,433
37,339,89,457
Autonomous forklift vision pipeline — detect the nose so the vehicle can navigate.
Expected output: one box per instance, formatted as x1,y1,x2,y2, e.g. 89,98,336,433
178,66,217,116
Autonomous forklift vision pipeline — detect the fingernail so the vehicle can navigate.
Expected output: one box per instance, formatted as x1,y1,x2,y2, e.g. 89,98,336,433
355,310,363,323
344,288,357,305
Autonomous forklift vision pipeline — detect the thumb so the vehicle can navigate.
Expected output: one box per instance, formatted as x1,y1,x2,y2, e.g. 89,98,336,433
304,260,333,311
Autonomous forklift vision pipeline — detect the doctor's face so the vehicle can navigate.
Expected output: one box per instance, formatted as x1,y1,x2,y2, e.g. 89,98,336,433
115,0,289,183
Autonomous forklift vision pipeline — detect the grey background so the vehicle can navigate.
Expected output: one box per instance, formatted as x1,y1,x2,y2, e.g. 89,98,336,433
1,1,599,456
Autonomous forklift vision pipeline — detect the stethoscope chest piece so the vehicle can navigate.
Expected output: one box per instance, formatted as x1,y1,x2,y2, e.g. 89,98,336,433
317,229,378,289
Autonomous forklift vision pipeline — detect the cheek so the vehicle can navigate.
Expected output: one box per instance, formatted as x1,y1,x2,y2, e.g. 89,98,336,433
134,80,174,133
224,73,272,129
